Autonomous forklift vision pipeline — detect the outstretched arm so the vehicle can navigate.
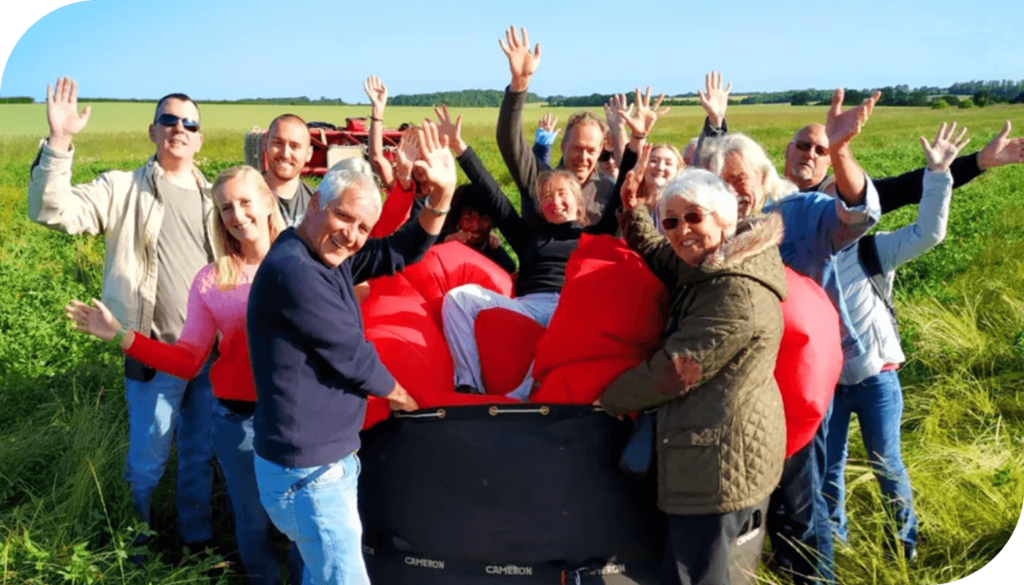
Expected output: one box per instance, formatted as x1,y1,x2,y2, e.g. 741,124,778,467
875,122,969,270
825,88,881,206
364,75,394,189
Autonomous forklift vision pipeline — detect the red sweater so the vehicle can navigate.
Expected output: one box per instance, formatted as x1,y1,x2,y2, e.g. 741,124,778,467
126,263,259,402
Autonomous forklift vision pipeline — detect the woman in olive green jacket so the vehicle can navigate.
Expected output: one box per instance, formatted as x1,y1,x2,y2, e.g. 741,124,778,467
600,165,787,585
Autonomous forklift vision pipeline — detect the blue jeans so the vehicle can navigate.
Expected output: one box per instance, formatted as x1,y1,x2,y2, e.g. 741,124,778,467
255,452,369,585
124,362,216,543
825,370,918,549
766,402,834,585
213,402,304,585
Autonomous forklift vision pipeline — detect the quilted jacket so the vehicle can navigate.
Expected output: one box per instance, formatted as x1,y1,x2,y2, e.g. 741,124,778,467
601,206,787,515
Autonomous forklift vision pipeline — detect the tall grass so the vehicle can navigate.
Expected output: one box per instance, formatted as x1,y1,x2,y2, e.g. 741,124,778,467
0,104,1022,584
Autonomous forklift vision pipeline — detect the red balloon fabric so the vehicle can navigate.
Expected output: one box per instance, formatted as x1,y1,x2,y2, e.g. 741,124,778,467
360,241,518,428
775,267,842,457
475,308,547,396
531,235,670,404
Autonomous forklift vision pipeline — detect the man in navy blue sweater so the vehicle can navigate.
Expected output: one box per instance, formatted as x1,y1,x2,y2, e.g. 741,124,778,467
247,122,457,585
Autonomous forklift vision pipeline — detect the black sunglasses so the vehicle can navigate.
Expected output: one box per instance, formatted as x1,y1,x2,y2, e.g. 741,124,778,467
661,210,704,231
794,139,827,157
155,113,200,132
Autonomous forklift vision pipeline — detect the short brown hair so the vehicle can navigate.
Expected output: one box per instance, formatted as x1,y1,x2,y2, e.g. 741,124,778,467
563,111,606,145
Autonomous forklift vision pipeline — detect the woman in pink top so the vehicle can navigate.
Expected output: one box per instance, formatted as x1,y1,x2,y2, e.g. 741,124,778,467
66,166,297,585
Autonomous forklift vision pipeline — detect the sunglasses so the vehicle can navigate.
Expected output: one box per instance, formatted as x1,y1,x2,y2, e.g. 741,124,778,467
794,140,827,157
155,113,200,133
661,209,704,231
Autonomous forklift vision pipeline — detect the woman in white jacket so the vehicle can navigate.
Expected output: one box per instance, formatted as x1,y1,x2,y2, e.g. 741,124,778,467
824,122,970,562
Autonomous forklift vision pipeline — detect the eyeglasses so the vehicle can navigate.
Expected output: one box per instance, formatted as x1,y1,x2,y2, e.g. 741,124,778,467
155,113,200,133
661,209,704,231
793,140,827,157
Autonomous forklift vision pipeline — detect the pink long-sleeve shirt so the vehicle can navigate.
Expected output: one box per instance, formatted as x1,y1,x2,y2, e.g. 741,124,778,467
126,263,259,402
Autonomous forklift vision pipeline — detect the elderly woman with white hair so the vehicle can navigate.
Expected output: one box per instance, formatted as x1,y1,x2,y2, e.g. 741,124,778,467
599,168,788,585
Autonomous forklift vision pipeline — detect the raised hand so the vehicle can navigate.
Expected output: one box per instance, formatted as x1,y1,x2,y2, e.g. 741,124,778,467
617,87,670,138
621,144,653,211
537,112,560,139
977,121,1024,170
697,70,732,129
65,298,122,342
826,88,882,151
413,120,456,198
395,126,419,182
433,104,467,155
921,122,970,172
47,77,92,151
499,26,541,91
604,94,629,131
363,75,388,119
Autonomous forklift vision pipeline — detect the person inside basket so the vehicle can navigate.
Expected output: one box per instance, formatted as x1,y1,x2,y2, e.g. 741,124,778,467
599,168,787,585
65,166,301,585
246,122,463,585
29,77,217,552
262,113,314,227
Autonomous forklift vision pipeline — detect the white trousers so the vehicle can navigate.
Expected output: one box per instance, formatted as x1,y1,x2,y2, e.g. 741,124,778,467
441,284,560,401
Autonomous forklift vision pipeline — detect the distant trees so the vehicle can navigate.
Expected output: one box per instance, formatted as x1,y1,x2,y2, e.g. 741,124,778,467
391,89,543,107
0,97,32,104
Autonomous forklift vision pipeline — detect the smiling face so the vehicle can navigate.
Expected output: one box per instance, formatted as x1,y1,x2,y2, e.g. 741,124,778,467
720,151,767,220
215,174,272,247
302,184,379,268
561,121,604,185
784,124,830,189
645,146,682,191
662,197,724,266
266,117,312,182
457,207,493,247
537,174,580,225
149,98,203,165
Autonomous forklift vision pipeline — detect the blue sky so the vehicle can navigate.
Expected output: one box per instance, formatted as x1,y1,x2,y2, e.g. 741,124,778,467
1,0,1023,102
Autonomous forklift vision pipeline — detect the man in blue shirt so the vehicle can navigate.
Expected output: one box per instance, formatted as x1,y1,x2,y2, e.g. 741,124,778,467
247,123,457,585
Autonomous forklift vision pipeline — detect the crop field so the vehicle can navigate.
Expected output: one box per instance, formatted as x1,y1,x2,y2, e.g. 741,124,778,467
1,101,1024,584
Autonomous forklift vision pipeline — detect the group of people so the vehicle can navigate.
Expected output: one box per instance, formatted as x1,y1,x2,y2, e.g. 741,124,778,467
31,23,1024,585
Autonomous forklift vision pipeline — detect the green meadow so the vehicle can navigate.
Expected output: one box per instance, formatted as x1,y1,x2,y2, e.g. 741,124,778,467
1,101,1024,584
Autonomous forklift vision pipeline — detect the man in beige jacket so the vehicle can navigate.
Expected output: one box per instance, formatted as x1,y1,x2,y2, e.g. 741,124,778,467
29,77,216,550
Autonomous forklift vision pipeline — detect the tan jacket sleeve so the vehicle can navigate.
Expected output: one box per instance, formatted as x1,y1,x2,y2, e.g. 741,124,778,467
28,141,116,235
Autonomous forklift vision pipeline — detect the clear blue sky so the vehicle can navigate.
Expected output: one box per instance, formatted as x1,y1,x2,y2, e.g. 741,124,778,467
1,0,1023,102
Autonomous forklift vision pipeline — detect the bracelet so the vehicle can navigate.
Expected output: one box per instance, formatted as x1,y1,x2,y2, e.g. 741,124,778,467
112,325,129,347
631,133,647,140
370,116,383,122
424,197,450,216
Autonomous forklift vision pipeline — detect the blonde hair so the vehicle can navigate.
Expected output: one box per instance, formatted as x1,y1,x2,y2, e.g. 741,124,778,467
535,169,588,226
641,143,685,203
210,166,286,291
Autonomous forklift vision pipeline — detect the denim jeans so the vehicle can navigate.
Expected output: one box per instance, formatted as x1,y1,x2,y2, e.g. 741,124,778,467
766,402,835,585
255,452,369,585
825,370,918,549
213,402,304,585
124,361,216,543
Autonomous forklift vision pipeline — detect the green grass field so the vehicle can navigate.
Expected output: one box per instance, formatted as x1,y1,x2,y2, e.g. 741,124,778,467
1,102,1024,584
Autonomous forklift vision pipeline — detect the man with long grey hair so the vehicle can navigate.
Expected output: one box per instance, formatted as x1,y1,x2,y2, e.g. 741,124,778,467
246,122,456,584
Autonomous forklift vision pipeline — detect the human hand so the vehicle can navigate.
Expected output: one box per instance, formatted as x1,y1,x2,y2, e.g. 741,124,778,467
387,382,420,412
977,121,1024,170
604,94,628,134
47,77,92,151
618,87,670,138
621,144,652,211
536,112,560,145
697,70,732,129
65,298,122,342
433,104,467,155
921,122,970,172
413,120,456,199
499,26,541,91
395,126,419,180
363,75,388,119
488,232,501,249
445,230,471,244
826,88,881,151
